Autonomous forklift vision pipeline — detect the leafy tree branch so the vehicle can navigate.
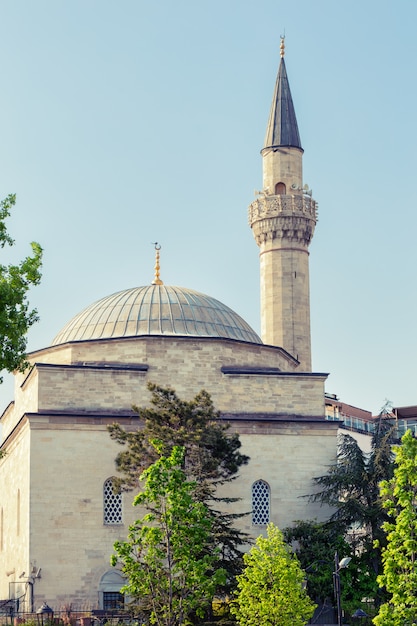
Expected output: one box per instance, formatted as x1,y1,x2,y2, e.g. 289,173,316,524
0,194,43,382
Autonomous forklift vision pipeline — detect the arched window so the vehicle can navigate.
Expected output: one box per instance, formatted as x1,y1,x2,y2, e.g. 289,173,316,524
103,478,122,525
98,570,125,610
275,182,286,195
252,480,270,525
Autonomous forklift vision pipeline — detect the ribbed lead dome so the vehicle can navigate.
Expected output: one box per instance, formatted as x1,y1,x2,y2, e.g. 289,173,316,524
52,285,262,345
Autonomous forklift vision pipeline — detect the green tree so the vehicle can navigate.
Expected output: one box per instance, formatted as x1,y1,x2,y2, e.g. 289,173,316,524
284,520,352,605
108,384,248,492
286,519,378,618
309,404,396,601
374,430,417,626
230,523,316,626
108,383,249,587
0,194,43,382
112,444,226,626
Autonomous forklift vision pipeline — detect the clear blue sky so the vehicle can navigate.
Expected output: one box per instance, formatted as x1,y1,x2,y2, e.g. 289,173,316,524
1,0,416,415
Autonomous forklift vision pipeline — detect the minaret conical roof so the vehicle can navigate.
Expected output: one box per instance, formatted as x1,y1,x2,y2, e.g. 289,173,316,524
263,55,303,151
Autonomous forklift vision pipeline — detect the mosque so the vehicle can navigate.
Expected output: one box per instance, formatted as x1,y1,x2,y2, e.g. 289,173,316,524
0,39,339,612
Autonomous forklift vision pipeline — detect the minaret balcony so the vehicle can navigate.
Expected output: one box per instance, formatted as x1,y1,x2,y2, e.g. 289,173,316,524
249,194,317,246
249,193,318,224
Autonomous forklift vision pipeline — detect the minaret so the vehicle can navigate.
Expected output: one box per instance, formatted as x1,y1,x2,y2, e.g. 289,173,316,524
249,38,317,371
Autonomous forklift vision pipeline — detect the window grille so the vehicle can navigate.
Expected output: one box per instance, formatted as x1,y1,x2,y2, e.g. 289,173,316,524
104,478,122,525
103,592,124,610
252,480,270,525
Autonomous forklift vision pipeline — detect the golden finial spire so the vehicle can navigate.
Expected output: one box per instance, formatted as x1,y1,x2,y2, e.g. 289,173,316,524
280,35,285,58
151,242,163,285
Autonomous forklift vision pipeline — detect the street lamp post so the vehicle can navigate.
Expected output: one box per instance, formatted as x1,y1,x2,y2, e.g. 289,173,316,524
36,602,54,626
333,552,351,626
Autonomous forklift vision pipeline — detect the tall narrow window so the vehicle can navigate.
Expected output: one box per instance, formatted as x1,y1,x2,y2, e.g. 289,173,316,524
252,480,270,525
103,478,122,525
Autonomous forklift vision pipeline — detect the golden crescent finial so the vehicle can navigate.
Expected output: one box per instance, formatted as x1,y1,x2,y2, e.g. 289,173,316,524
151,242,163,285
280,35,285,58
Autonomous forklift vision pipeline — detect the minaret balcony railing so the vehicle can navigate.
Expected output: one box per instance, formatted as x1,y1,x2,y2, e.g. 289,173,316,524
248,194,318,225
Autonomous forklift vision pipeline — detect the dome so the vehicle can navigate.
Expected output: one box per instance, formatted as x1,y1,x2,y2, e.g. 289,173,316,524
52,284,262,346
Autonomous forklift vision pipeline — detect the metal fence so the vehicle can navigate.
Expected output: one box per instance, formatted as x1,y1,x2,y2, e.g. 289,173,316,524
0,609,136,626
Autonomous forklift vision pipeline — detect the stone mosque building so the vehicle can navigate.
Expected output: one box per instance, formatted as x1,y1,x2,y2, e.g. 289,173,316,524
0,40,339,611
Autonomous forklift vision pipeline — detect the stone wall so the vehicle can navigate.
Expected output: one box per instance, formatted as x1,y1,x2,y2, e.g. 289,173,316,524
0,334,336,609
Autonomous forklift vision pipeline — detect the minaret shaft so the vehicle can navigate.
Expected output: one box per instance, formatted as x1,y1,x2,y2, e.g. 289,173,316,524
259,240,312,367
249,189,316,370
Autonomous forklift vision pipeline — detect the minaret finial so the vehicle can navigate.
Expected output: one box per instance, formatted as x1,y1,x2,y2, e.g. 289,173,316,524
151,242,163,285
280,35,285,58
